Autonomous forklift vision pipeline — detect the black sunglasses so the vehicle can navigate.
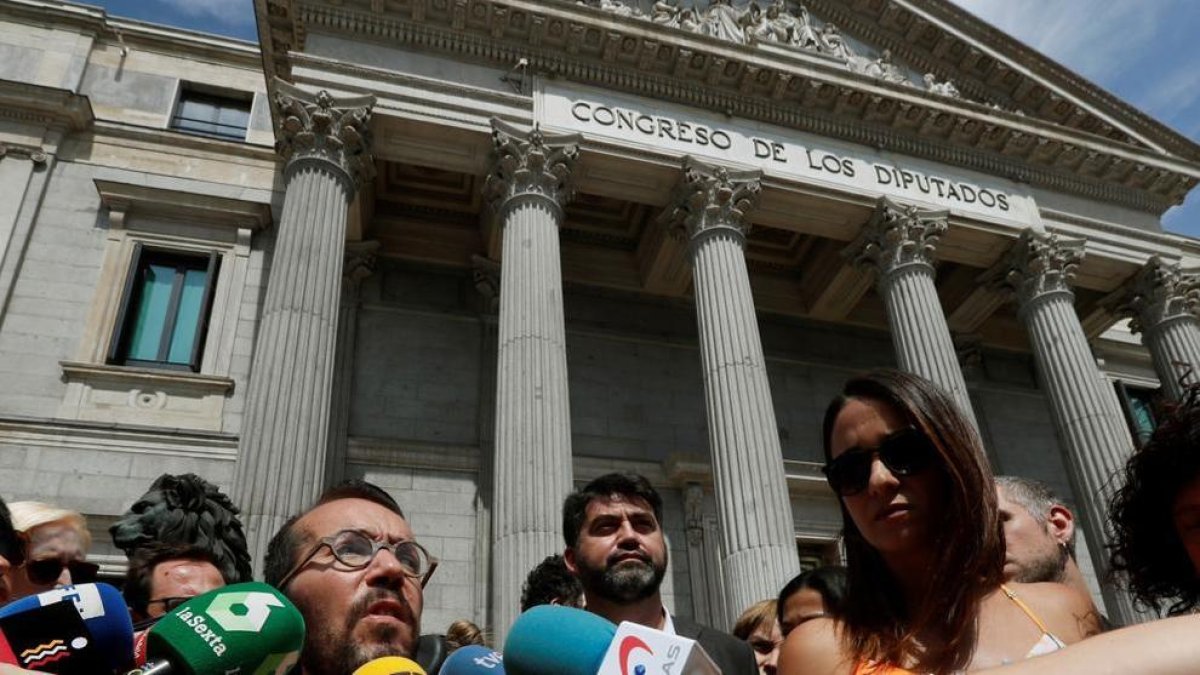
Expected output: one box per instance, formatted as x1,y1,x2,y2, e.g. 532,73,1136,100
25,558,100,586
822,427,938,497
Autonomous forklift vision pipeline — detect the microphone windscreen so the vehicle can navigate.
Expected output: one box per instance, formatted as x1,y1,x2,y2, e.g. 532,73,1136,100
352,655,427,674
440,645,504,674
503,606,616,675
147,581,304,674
0,582,134,673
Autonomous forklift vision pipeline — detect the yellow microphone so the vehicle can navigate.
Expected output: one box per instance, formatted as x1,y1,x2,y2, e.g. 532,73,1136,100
352,656,428,675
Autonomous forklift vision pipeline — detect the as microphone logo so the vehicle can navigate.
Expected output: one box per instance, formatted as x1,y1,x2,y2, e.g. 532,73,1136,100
618,635,652,675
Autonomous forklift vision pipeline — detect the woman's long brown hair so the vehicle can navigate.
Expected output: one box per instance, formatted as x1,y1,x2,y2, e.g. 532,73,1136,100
822,370,1004,673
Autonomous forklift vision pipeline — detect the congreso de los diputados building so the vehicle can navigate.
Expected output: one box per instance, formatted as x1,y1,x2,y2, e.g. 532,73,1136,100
1,0,1199,635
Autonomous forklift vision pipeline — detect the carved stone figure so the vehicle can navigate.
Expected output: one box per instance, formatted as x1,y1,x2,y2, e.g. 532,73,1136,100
747,3,784,43
700,0,749,44
818,22,854,61
597,0,641,18
789,3,822,50
924,72,961,97
865,49,911,86
651,0,682,27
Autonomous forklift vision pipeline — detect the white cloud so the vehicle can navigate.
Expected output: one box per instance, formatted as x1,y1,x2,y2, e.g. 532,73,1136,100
949,0,1163,83
152,0,254,29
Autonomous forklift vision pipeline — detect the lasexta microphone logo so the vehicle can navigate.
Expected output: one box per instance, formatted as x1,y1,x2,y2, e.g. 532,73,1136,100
618,635,652,675
170,590,284,658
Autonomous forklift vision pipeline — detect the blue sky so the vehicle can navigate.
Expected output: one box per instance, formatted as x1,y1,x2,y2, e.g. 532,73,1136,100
88,0,1200,236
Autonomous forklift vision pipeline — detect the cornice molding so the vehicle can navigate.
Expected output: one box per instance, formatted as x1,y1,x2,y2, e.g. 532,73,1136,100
267,0,1196,214
2,0,260,68
94,178,274,231
0,81,94,132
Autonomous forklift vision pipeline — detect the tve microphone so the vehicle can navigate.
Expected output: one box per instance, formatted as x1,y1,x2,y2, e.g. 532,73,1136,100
596,621,721,675
440,645,504,674
0,582,134,674
127,582,304,674
352,656,427,674
502,605,616,675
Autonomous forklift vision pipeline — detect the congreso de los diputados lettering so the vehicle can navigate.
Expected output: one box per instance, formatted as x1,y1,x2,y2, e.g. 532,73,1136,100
0,0,1198,635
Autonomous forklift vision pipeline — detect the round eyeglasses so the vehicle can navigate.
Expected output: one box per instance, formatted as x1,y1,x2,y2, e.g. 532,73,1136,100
276,529,438,590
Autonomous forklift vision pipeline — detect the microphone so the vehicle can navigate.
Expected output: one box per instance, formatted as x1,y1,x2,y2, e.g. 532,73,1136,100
352,656,427,674
502,605,616,675
126,582,304,674
0,582,134,674
440,645,504,673
596,621,720,675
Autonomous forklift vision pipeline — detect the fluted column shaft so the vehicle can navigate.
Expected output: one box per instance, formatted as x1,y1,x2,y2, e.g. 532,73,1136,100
233,83,374,570
850,199,976,424
1145,318,1200,400
484,120,580,642
326,241,380,488
1111,257,1200,400
999,231,1137,624
665,158,800,616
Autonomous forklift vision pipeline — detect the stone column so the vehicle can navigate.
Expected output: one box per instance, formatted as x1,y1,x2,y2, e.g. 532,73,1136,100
1109,257,1200,400
326,240,380,488
662,158,799,615
483,120,579,641
992,230,1137,624
471,255,500,633
232,82,374,569
847,198,977,425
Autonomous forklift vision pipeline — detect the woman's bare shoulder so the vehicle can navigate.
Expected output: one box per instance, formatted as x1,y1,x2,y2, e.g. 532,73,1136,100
777,617,855,675
1005,581,1103,640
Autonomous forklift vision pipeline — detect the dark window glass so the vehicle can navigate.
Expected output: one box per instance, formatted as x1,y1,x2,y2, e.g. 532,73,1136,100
170,89,250,141
1114,381,1160,447
108,245,219,372
797,540,841,571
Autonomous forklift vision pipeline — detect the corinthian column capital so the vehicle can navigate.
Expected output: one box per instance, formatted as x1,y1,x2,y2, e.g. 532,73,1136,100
1108,256,1200,335
989,230,1085,310
484,119,581,220
847,197,947,282
661,157,761,246
273,80,376,191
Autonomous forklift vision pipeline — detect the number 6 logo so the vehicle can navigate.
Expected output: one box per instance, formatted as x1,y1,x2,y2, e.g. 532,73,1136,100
207,592,284,632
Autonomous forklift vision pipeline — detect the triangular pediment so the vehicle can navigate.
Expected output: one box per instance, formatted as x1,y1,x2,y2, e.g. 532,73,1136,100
576,1,971,101
573,0,1194,161
259,0,1200,212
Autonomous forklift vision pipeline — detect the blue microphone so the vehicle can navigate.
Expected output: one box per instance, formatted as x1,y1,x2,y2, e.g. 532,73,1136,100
502,606,616,675
0,582,134,673
441,645,504,674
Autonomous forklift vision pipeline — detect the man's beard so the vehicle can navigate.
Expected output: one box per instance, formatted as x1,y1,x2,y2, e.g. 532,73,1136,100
298,588,419,674
576,550,668,603
1011,542,1069,584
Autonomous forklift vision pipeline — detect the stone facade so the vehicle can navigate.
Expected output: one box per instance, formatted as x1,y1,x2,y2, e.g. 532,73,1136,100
1,0,1198,632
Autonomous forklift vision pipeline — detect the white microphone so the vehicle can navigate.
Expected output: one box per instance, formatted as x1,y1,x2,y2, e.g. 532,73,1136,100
595,621,721,675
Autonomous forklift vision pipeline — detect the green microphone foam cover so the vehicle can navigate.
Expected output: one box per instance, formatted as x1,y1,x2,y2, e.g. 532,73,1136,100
147,581,305,674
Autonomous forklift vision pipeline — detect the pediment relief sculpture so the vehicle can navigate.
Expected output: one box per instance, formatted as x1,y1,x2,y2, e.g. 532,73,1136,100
578,0,963,97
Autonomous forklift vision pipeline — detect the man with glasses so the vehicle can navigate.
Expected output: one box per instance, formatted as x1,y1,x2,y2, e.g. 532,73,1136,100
264,480,436,675
124,543,228,624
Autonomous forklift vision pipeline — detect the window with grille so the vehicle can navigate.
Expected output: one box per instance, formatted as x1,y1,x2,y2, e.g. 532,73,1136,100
107,245,219,372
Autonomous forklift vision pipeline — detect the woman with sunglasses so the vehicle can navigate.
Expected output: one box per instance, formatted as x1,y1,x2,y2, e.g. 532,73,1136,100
8,501,98,600
779,370,1100,675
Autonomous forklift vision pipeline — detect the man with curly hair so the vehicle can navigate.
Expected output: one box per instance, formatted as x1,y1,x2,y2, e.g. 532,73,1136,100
1109,398,1200,616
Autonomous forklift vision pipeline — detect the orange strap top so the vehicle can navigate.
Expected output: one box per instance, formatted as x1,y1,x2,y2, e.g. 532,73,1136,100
848,585,1064,675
